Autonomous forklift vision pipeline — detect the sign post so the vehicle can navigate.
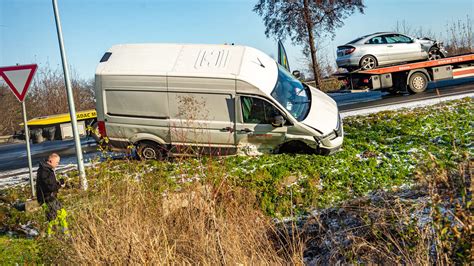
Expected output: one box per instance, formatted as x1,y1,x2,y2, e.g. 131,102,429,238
0,64,38,197
21,101,34,197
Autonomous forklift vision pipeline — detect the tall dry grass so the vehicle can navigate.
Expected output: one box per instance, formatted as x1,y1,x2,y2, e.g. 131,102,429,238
38,156,471,264
299,158,472,264
43,161,304,264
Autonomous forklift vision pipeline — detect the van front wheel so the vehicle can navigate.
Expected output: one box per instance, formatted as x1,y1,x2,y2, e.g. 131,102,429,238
137,141,166,160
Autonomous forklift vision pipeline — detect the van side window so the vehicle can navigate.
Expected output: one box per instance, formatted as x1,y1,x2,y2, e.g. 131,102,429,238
105,90,169,118
367,36,386,44
241,96,281,124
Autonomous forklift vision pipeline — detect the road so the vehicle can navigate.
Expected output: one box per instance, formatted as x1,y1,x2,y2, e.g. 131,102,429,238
333,77,474,111
0,77,473,186
0,137,98,172
0,137,101,187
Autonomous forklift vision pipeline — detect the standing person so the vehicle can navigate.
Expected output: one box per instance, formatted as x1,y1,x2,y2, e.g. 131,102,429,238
36,153,64,221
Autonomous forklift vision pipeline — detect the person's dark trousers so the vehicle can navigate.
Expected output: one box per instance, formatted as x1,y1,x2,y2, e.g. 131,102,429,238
45,198,62,221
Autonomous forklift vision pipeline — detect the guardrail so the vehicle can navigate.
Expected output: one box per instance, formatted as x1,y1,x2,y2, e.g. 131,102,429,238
0,135,13,144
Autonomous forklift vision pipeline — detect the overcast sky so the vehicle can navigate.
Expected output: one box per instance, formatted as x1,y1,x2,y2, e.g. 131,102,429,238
1,0,473,80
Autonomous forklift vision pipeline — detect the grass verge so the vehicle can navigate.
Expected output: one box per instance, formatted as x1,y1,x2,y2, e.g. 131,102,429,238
0,98,472,264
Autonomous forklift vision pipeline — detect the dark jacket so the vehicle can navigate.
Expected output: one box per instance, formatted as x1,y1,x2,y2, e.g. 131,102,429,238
36,161,60,204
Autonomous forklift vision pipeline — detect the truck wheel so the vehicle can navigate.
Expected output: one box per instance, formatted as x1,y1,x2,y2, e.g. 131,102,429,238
408,72,428,94
359,55,377,70
137,141,167,160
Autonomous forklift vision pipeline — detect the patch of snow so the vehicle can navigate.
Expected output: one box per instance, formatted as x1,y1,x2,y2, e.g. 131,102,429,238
0,159,101,189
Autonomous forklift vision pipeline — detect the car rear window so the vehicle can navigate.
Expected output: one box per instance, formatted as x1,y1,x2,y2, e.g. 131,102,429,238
347,35,368,44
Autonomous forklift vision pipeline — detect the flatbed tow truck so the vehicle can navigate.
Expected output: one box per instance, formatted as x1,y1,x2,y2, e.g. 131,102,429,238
335,53,474,94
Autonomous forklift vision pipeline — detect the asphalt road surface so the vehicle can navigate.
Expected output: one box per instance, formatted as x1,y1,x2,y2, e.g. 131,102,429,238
0,137,99,172
336,78,474,112
330,76,474,110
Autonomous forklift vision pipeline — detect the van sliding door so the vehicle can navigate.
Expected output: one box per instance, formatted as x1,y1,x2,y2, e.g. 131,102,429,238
168,92,236,155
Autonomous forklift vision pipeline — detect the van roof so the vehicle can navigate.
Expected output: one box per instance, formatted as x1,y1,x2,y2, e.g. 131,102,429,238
95,43,279,95
97,43,246,78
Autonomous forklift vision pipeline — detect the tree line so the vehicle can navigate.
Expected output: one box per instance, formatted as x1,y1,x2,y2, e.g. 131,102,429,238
254,1,473,85
0,66,95,136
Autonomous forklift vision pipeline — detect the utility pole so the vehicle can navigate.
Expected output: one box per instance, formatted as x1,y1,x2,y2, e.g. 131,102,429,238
52,0,88,190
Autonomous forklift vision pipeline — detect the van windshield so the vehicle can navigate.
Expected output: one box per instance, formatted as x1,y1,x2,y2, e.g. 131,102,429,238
271,64,311,121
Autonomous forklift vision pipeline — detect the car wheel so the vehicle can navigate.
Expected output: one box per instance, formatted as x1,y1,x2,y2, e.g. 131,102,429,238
428,47,443,60
137,141,166,160
359,55,377,70
408,72,428,94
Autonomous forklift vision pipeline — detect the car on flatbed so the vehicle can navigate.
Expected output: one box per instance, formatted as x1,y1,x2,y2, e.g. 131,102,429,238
336,32,447,71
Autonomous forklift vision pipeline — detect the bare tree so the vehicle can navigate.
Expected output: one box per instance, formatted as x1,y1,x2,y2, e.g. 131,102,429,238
254,0,365,88
394,20,438,40
445,16,473,55
0,85,23,136
394,16,473,56
0,66,95,136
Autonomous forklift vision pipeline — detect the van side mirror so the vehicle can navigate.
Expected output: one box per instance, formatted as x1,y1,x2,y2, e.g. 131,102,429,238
292,70,301,79
272,115,286,127
292,70,305,81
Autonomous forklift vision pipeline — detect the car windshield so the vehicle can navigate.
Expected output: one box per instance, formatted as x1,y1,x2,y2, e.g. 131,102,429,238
271,64,311,121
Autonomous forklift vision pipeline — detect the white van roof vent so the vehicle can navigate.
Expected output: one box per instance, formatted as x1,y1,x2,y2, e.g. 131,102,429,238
194,49,230,70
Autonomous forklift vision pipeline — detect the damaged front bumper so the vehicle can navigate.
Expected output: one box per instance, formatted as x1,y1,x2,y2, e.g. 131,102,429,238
314,114,344,155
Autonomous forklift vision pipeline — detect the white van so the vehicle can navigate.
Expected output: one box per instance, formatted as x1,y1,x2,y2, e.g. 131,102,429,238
95,43,343,159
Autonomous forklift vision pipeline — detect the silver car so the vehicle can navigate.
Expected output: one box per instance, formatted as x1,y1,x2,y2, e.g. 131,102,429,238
336,32,448,71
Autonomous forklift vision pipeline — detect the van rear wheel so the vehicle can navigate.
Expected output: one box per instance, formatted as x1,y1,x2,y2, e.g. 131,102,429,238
137,141,167,160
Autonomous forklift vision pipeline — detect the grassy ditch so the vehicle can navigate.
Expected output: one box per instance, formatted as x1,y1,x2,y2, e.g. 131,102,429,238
0,98,472,264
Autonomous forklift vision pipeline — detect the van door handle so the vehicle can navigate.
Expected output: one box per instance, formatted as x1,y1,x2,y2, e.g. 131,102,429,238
387,45,393,47
221,127,234,132
238,128,253,133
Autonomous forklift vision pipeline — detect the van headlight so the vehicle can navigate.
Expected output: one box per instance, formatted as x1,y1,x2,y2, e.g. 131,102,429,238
335,114,343,137
336,113,341,130
336,113,342,130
